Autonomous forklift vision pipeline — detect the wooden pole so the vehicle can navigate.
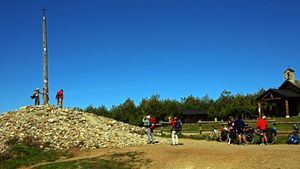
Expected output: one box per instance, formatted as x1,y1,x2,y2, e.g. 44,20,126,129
258,102,262,117
285,100,290,118
42,7,49,105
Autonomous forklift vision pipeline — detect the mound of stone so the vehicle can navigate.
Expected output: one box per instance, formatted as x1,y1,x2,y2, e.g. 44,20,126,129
0,105,166,152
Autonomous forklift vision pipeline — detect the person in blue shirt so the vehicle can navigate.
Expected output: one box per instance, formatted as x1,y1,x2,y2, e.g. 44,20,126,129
235,115,248,144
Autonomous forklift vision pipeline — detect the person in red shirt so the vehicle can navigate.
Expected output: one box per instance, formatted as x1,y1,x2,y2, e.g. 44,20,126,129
56,89,64,108
256,115,268,145
149,115,156,143
168,116,182,146
149,116,156,133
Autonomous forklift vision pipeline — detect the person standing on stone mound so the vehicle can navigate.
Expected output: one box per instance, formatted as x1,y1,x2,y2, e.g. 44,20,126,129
142,115,154,144
55,89,64,108
31,88,42,105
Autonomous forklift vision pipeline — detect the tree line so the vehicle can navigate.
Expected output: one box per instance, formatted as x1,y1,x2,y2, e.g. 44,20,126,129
78,89,266,126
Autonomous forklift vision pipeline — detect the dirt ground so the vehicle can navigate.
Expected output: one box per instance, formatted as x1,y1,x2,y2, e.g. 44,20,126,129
29,139,300,169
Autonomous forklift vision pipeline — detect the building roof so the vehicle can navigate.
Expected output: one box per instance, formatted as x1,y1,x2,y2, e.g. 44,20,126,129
270,89,300,98
257,88,300,101
258,77,300,101
284,68,295,73
279,80,300,92
182,110,208,115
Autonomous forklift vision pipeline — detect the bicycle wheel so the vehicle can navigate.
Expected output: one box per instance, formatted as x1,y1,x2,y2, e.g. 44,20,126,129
219,133,229,142
268,132,277,144
246,133,255,144
264,129,274,144
206,133,213,141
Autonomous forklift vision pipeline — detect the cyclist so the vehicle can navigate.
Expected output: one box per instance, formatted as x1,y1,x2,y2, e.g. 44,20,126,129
256,115,268,145
235,115,249,144
227,116,235,144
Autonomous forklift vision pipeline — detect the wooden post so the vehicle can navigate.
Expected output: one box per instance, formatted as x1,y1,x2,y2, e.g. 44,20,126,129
285,100,290,118
199,124,202,135
42,8,49,105
258,102,262,117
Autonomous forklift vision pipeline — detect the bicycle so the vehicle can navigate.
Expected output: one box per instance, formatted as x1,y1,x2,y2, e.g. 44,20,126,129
287,124,299,144
244,127,256,144
245,127,277,144
267,124,277,144
218,126,229,142
206,126,221,141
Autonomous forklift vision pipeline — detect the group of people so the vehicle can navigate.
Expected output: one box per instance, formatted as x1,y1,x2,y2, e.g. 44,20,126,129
227,115,268,145
142,114,182,146
142,114,268,146
31,88,64,108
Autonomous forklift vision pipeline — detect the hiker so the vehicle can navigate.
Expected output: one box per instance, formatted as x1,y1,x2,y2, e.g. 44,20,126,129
169,116,182,146
227,116,235,144
31,88,41,105
149,114,156,138
142,115,154,144
234,115,248,144
256,115,268,145
55,89,64,108
43,87,49,102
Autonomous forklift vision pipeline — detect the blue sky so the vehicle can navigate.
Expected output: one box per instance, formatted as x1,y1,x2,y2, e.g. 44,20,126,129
1,0,300,113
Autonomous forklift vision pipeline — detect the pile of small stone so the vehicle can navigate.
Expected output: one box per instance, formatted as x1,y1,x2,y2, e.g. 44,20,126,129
0,105,166,152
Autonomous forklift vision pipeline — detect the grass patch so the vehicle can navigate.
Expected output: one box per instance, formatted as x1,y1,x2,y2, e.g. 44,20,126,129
181,134,206,140
274,135,289,144
35,151,150,169
34,158,128,169
0,144,72,169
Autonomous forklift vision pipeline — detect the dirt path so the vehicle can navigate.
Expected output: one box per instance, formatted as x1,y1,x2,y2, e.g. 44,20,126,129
29,139,300,169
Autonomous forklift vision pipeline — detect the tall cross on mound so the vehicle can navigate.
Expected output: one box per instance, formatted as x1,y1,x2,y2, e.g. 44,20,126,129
42,7,49,105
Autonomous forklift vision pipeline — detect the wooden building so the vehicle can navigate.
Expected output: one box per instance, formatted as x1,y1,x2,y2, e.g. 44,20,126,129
257,68,300,118
181,110,209,123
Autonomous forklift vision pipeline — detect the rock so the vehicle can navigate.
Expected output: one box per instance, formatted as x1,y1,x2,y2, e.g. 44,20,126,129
0,105,167,152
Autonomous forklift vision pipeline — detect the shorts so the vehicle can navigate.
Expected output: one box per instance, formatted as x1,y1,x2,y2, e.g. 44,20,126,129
260,129,267,135
237,129,244,135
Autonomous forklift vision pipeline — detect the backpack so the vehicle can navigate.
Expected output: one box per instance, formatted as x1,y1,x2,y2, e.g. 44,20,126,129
56,90,63,98
175,120,182,132
58,90,63,96
150,117,156,129
287,134,299,144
